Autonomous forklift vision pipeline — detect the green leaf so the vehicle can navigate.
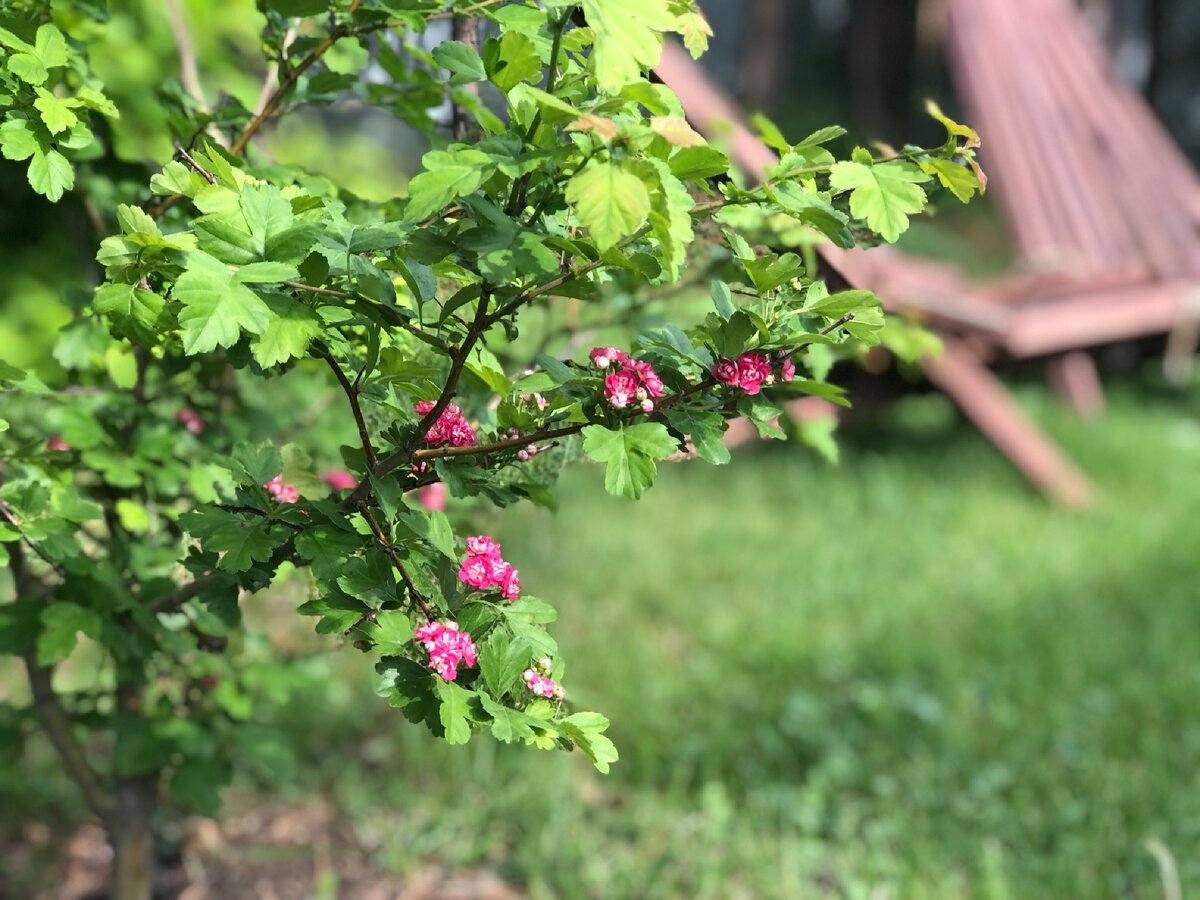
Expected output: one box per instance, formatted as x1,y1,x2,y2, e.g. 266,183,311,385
26,146,73,202
0,118,41,161
93,283,168,345
489,30,542,93
436,680,474,745
361,610,412,655
433,40,487,84
803,288,880,319
33,24,68,69
403,148,495,223
922,158,980,203
561,711,619,773
174,252,273,354
663,409,729,465
640,157,694,281
581,0,675,93
668,145,730,181
479,630,533,698
828,159,929,243
207,520,282,573
235,261,300,283
115,499,150,534
771,183,854,247
710,280,735,318
7,54,47,85
566,158,651,251
478,691,536,743
37,603,102,665
582,422,678,499
250,294,322,368
33,90,77,135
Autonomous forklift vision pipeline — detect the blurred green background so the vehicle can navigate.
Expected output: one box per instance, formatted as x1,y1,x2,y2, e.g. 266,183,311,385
3,1,1200,897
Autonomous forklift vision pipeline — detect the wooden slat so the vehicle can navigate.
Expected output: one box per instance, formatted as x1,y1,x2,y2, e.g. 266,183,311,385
1004,280,1189,356
923,342,1093,507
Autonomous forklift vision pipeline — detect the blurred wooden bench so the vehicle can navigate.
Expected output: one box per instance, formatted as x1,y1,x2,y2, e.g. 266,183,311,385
655,0,1200,506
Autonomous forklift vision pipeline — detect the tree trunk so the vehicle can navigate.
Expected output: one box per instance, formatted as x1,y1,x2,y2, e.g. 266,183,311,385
109,774,158,900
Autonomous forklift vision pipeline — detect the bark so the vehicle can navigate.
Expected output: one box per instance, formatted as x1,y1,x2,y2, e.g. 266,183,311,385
109,774,159,900
451,16,480,141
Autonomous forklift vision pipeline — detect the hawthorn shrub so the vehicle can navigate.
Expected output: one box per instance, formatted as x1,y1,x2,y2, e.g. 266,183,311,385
0,0,981,895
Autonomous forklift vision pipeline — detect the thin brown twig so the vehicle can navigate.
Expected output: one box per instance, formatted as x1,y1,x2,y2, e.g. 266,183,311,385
173,142,216,184
324,354,378,469
357,503,436,619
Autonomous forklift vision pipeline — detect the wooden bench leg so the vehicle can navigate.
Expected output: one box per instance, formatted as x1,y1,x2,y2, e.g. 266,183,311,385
1046,350,1105,419
923,342,1094,507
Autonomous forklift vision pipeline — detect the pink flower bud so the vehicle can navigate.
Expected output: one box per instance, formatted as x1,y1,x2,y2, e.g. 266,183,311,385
418,482,446,511
320,469,358,491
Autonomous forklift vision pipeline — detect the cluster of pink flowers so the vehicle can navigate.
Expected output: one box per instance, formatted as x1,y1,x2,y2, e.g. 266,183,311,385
320,469,358,491
175,408,205,434
520,392,548,410
416,400,477,447
591,346,666,412
46,435,71,452
263,474,299,504
457,535,521,602
413,620,478,682
711,350,795,395
523,665,564,700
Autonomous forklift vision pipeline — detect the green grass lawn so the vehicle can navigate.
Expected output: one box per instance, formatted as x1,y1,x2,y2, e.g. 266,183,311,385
7,376,1200,897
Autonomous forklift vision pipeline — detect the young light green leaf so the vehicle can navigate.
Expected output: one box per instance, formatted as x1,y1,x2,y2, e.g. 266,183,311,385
582,422,678,499
0,118,42,161
561,711,619,773
581,0,675,93
566,159,651,251
174,252,273,355
828,159,930,243
26,146,73,201
403,148,495,222
33,90,77,135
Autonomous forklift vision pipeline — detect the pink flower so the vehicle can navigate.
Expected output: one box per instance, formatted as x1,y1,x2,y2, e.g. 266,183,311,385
264,474,299,504
626,359,665,398
712,352,775,394
499,564,521,602
175,408,205,434
458,554,497,590
46,435,71,452
737,352,773,395
779,356,796,382
418,482,447,511
320,469,358,491
414,621,478,682
711,358,740,386
457,535,521,602
521,392,548,410
466,535,500,556
523,668,564,700
604,371,639,409
416,401,477,448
